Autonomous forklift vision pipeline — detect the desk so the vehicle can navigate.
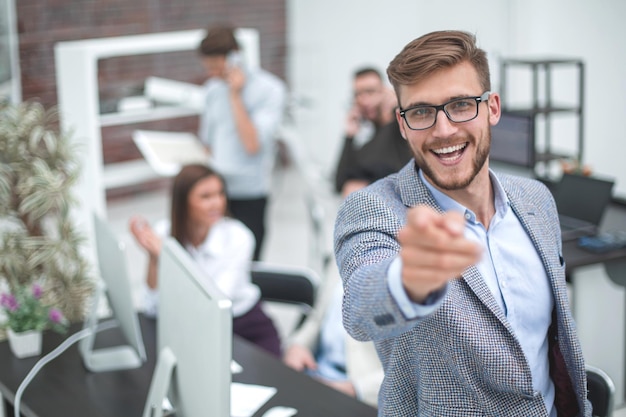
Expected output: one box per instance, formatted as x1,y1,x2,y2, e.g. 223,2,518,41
0,315,377,417
563,234,626,406
2,248,624,416
563,239,626,279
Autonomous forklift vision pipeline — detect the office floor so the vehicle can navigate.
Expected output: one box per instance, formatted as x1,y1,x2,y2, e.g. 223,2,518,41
106,163,626,416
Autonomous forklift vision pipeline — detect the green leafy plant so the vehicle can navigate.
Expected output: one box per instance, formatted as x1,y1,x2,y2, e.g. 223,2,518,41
0,101,94,338
1,283,68,333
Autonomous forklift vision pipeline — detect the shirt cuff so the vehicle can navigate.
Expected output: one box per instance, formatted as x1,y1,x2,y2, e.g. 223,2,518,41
141,286,159,318
387,256,448,320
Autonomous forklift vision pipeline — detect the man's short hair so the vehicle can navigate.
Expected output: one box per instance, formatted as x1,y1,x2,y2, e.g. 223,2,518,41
387,30,491,94
354,67,383,80
198,25,240,56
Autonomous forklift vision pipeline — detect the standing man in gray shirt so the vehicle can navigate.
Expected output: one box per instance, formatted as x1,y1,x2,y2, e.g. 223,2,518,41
198,25,287,260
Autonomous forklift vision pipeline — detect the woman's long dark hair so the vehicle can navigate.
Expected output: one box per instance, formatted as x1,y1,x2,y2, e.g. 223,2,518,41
169,164,227,246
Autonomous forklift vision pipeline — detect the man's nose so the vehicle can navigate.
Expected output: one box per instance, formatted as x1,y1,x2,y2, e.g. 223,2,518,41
431,109,458,136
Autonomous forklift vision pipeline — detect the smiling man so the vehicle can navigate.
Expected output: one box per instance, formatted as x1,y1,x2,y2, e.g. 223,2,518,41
333,30,591,416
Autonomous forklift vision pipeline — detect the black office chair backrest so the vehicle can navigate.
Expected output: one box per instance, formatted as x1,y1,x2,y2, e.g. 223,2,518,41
250,261,318,309
586,364,615,417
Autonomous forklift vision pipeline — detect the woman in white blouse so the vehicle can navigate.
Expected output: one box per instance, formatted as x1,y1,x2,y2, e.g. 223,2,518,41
129,164,281,356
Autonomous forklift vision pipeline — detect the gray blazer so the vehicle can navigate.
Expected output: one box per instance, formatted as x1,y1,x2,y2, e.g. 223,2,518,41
334,161,590,416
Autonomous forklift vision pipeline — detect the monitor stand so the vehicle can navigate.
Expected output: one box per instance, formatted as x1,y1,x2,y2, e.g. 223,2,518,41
143,347,177,417
79,280,146,372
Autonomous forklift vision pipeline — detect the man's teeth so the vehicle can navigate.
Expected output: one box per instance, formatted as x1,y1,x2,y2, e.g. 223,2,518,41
433,143,466,155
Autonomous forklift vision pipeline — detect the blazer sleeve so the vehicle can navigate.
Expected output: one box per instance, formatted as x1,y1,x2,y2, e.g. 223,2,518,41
334,185,423,342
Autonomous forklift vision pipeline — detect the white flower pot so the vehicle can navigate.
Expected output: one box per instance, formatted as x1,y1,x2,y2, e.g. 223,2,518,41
7,328,42,358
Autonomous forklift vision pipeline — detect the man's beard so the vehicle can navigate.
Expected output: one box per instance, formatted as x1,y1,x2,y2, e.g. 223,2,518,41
414,130,491,191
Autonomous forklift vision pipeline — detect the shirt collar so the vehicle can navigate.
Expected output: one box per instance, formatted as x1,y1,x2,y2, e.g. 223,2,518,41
418,169,510,225
185,218,226,258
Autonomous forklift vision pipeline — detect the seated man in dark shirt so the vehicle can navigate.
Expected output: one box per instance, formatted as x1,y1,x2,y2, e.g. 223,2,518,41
334,67,412,197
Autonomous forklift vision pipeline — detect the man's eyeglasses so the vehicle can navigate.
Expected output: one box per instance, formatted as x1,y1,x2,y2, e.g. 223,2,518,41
399,91,491,130
354,87,381,98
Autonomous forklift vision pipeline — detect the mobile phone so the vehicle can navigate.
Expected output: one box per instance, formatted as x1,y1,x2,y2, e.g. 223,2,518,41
226,51,243,69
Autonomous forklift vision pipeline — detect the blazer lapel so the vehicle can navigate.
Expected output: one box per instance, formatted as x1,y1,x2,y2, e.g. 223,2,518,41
504,179,561,292
397,162,440,210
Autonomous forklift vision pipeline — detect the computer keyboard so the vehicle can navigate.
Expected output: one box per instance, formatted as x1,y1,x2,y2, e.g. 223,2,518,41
577,231,626,253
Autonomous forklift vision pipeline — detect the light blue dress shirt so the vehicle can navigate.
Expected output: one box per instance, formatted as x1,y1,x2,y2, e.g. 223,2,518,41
388,169,556,417
198,67,287,198
311,283,348,382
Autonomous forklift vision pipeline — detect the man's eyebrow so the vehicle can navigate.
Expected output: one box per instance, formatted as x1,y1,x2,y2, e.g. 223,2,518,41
402,100,433,109
402,95,473,109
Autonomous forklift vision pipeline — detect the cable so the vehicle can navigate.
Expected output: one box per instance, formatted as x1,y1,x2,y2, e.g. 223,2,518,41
13,319,117,417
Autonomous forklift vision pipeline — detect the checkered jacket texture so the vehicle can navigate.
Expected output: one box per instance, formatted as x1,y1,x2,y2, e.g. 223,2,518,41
334,161,591,416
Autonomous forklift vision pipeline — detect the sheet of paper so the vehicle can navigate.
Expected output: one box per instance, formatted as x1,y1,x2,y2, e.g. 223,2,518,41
231,382,277,417
133,129,211,176
231,359,243,374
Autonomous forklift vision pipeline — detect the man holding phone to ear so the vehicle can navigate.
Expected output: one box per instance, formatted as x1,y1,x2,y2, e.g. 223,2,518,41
334,68,412,198
198,25,287,260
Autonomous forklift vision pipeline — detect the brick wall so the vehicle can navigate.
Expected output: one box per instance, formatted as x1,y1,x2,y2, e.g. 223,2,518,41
15,0,287,198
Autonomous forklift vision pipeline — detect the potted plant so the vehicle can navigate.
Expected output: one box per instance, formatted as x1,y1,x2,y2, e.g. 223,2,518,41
1,282,69,357
0,101,94,347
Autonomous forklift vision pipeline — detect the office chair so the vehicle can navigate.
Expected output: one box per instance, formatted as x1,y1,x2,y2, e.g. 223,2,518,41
303,191,332,276
586,364,615,417
250,261,320,338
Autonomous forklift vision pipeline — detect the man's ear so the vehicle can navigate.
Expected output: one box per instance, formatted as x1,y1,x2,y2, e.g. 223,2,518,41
487,92,501,126
396,109,407,140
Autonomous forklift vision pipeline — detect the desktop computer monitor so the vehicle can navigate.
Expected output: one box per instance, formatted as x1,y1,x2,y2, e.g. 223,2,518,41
79,214,147,372
490,111,535,168
143,238,232,417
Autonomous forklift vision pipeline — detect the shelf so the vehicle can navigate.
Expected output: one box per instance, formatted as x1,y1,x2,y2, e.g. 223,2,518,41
102,159,164,189
502,106,582,116
534,151,571,164
99,105,201,127
56,29,206,60
500,57,583,66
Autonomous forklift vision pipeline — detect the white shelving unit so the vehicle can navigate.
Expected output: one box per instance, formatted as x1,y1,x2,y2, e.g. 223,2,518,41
54,28,259,261
0,0,21,104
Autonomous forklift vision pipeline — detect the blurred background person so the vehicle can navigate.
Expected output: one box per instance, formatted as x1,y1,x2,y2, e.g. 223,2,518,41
334,67,412,198
129,164,281,357
197,25,288,260
282,271,383,407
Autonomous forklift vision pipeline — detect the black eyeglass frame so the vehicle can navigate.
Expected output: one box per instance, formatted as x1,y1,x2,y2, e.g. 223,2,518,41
399,91,491,131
